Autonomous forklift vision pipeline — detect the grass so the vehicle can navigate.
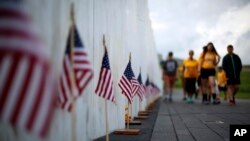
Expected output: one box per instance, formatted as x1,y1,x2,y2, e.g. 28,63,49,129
174,69,250,99
174,76,182,88
235,70,250,99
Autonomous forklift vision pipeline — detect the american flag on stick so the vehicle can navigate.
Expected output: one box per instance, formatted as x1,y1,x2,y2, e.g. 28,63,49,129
118,55,140,103
151,82,160,96
136,71,145,101
145,76,153,97
58,25,93,111
0,1,55,137
95,38,115,102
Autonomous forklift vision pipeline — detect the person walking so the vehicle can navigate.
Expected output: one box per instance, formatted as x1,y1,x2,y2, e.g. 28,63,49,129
217,66,227,101
163,52,178,102
178,64,187,101
182,50,199,103
199,43,221,104
222,45,242,105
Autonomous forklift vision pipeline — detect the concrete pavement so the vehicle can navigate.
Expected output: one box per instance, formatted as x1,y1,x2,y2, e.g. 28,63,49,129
95,89,250,141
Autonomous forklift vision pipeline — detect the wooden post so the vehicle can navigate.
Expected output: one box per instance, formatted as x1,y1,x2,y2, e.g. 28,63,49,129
113,52,140,135
130,101,133,122
70,3,77,141
105,100,109,141
139,100,142,111
127,101,130,129
139,67,142,111
103,35,109,141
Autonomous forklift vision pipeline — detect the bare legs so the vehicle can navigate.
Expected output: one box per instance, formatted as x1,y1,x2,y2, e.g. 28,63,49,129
227,85,240,105
181,76,187,100
166,75,176,101
201,76,218,104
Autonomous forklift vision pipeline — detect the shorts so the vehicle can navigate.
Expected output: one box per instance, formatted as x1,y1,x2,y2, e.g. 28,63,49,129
197,76,201,86
200,68,215,79
185,78,196,94
227,78,240,85
218,86,227,92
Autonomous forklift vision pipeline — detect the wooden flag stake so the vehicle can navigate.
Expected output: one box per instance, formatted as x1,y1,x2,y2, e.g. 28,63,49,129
103,34,110,141
105,100,109,141
139,98,142,112
130,101,132,121
103,34,107,50
129,52,131,61
114,53,140,135
127,53,131,129
70,3,77,141
139,67,142,111
127,101,130,129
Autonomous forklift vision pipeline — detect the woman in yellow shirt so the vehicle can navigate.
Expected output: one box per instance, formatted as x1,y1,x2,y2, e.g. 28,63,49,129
199,42,220,104
183,50,199,103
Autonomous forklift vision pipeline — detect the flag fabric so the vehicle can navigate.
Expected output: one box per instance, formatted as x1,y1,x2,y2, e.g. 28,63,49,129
95,49,115,102
58,26,93,111
0,1,55,137
151,82,160,96
145,76,153,97
136,72,145,101
118,60,140,103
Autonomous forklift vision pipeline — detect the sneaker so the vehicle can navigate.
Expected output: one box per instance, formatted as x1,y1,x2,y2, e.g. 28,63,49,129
187,98,194,104
229,100,235,105
213,100,221,105
232,96,236,104
203,100,209,105
169,98,173,102
183,97,187,101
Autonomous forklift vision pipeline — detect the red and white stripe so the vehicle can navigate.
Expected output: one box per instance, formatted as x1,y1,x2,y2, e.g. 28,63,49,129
118,75,133,103
95,68,114,102
145,85,153,97
131,78,140,96
58,55,74,111
136,85,145,101
0,2,55,137
73,47,93,97
58,33,93,111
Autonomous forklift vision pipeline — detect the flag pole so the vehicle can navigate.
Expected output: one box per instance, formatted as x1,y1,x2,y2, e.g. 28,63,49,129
127,53,132,129
105,100,109,141
139,67,142,111
103,35,110,141
130,100,132,122
127,101,130,129
130,53,133,122
70,3,77,141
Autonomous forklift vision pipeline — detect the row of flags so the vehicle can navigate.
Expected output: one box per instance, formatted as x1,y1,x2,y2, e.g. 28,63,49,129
0,1,160,139
57,25,160,112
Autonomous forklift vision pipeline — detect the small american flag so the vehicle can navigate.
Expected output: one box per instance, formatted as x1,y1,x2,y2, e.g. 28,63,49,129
95,48,115,102
58,26,93,111
136,72,145,101
0,1,55,137
145,76,153,97
151,82,160,96
118,60,140,103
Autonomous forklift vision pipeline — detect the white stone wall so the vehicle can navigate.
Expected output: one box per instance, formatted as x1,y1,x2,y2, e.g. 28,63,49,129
0,0,162,141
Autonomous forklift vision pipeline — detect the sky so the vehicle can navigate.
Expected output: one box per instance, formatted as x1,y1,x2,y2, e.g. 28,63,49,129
148,0,250,65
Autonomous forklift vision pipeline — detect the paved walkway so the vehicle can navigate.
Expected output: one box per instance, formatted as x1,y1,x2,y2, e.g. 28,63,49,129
95,89,250,141
151,89,250,141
